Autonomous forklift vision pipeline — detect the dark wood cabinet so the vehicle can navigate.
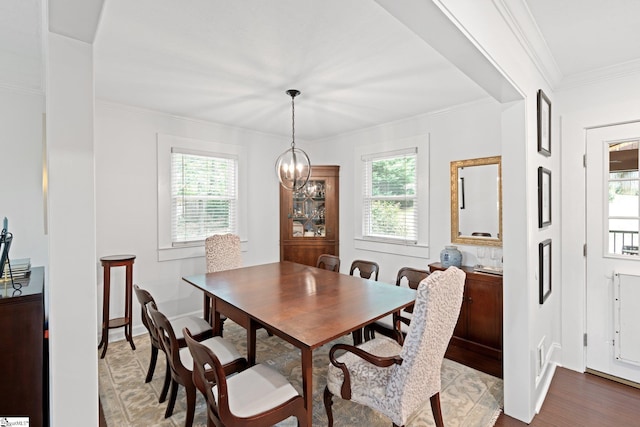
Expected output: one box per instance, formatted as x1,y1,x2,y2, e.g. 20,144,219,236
0,266,46,426
280,165,339,267
429,262,503,378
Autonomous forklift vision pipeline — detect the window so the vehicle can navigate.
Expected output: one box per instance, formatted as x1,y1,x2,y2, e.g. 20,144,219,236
157,134,246,261
170,149,237,245
607,140,640,256
362,148,418,243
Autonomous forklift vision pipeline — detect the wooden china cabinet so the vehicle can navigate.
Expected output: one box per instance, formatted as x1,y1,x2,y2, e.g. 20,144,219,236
280,165,339,267
429,262,503,378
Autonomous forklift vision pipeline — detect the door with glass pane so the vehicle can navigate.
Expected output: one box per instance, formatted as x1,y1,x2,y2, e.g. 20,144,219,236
586,121,640,382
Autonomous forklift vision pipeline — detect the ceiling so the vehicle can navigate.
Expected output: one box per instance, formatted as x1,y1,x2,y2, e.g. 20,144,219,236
525,0,640,78
92,0,490,140
3,0,640,140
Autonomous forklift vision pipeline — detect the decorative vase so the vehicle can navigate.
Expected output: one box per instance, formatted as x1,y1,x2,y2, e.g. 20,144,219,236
440,245,462,267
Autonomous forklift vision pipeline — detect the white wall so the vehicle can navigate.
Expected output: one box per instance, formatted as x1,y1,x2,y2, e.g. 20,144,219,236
434,0,562,421
558,72,640,372
94,101,287,336
308,99,502,283
46,32,98,426
0,88,48,268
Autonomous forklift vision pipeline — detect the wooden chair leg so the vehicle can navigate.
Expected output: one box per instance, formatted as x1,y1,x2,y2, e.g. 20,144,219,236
159,358,171,403
184,383,196,427
324,386,334,427
165,380,179,418
145,345,159,383
363,325,374,341
220,316,226,336
430,392,444,427
351,328,363,345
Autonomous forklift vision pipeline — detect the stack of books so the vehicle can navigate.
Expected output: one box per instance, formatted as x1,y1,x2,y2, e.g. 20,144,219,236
2,258,31,279
473,264,503,276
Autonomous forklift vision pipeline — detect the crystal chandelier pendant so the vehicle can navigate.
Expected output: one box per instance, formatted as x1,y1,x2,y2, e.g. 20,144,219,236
276,89,311,191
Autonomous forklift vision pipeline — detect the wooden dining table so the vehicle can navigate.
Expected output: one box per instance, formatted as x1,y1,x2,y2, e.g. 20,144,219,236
182,261,416,426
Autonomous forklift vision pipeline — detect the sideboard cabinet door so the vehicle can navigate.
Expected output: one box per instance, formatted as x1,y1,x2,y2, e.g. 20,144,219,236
0,267,46,426
429,262,503,378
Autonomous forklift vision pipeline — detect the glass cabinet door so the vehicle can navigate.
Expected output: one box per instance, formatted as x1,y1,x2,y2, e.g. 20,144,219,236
291,180,326,238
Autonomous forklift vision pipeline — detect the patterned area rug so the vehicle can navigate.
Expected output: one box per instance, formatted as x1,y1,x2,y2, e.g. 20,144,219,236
99,321,503,426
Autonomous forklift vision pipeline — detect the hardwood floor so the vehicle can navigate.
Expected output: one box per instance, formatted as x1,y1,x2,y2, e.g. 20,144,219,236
495,367,640,426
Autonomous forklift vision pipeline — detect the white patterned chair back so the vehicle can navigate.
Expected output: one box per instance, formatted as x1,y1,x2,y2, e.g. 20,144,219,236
205,234,241,273
386,266,465,424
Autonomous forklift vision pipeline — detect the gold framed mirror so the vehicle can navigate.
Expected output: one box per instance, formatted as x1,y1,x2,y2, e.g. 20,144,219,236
450,156,502,246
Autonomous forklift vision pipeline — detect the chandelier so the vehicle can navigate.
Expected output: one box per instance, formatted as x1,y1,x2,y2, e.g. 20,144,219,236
275,89,311,191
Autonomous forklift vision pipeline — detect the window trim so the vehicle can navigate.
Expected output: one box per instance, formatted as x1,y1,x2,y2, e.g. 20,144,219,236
605,139,640,258
362,147,418,244
354,135,430,259
157,133,247,261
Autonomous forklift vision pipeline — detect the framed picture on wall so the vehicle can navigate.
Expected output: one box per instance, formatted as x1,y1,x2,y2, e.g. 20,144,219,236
539,239,552,304
538,166,551,227
537,89,551,156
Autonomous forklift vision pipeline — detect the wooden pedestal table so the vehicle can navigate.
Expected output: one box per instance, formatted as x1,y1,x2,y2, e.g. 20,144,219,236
98,254,136,358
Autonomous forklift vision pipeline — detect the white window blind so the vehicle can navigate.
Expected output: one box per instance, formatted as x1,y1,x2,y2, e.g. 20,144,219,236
170,148,237,245
362,148,418,244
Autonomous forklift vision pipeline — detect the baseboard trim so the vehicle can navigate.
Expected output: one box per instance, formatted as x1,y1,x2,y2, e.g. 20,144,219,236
586,368,640,390
535,362,556,414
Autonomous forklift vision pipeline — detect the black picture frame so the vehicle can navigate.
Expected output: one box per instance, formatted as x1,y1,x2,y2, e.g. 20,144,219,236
537,89,551,156
539,239,552,304
538,167,551,228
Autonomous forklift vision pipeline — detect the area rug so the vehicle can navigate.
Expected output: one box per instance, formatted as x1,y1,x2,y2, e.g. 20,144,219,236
99,321,503,426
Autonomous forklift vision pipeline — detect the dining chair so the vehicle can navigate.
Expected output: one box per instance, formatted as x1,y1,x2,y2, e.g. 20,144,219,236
363,267,430,343
316,253,341,272
184,328,308,427
148,302,247,427
324,266,465,427
349,259,380,345
133,284,213,403
349,259,380,281
204,233,242,329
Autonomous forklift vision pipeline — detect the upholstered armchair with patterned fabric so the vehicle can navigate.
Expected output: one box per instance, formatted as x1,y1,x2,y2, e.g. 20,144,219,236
205,233,242,273
324,266,466,427
204,234,242,327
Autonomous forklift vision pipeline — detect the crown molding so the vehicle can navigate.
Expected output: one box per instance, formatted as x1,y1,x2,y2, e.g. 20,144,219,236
557,58,640,91
492,0,563,89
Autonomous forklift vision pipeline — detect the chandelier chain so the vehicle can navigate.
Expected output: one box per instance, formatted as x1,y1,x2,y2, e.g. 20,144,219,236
291,95,296,149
